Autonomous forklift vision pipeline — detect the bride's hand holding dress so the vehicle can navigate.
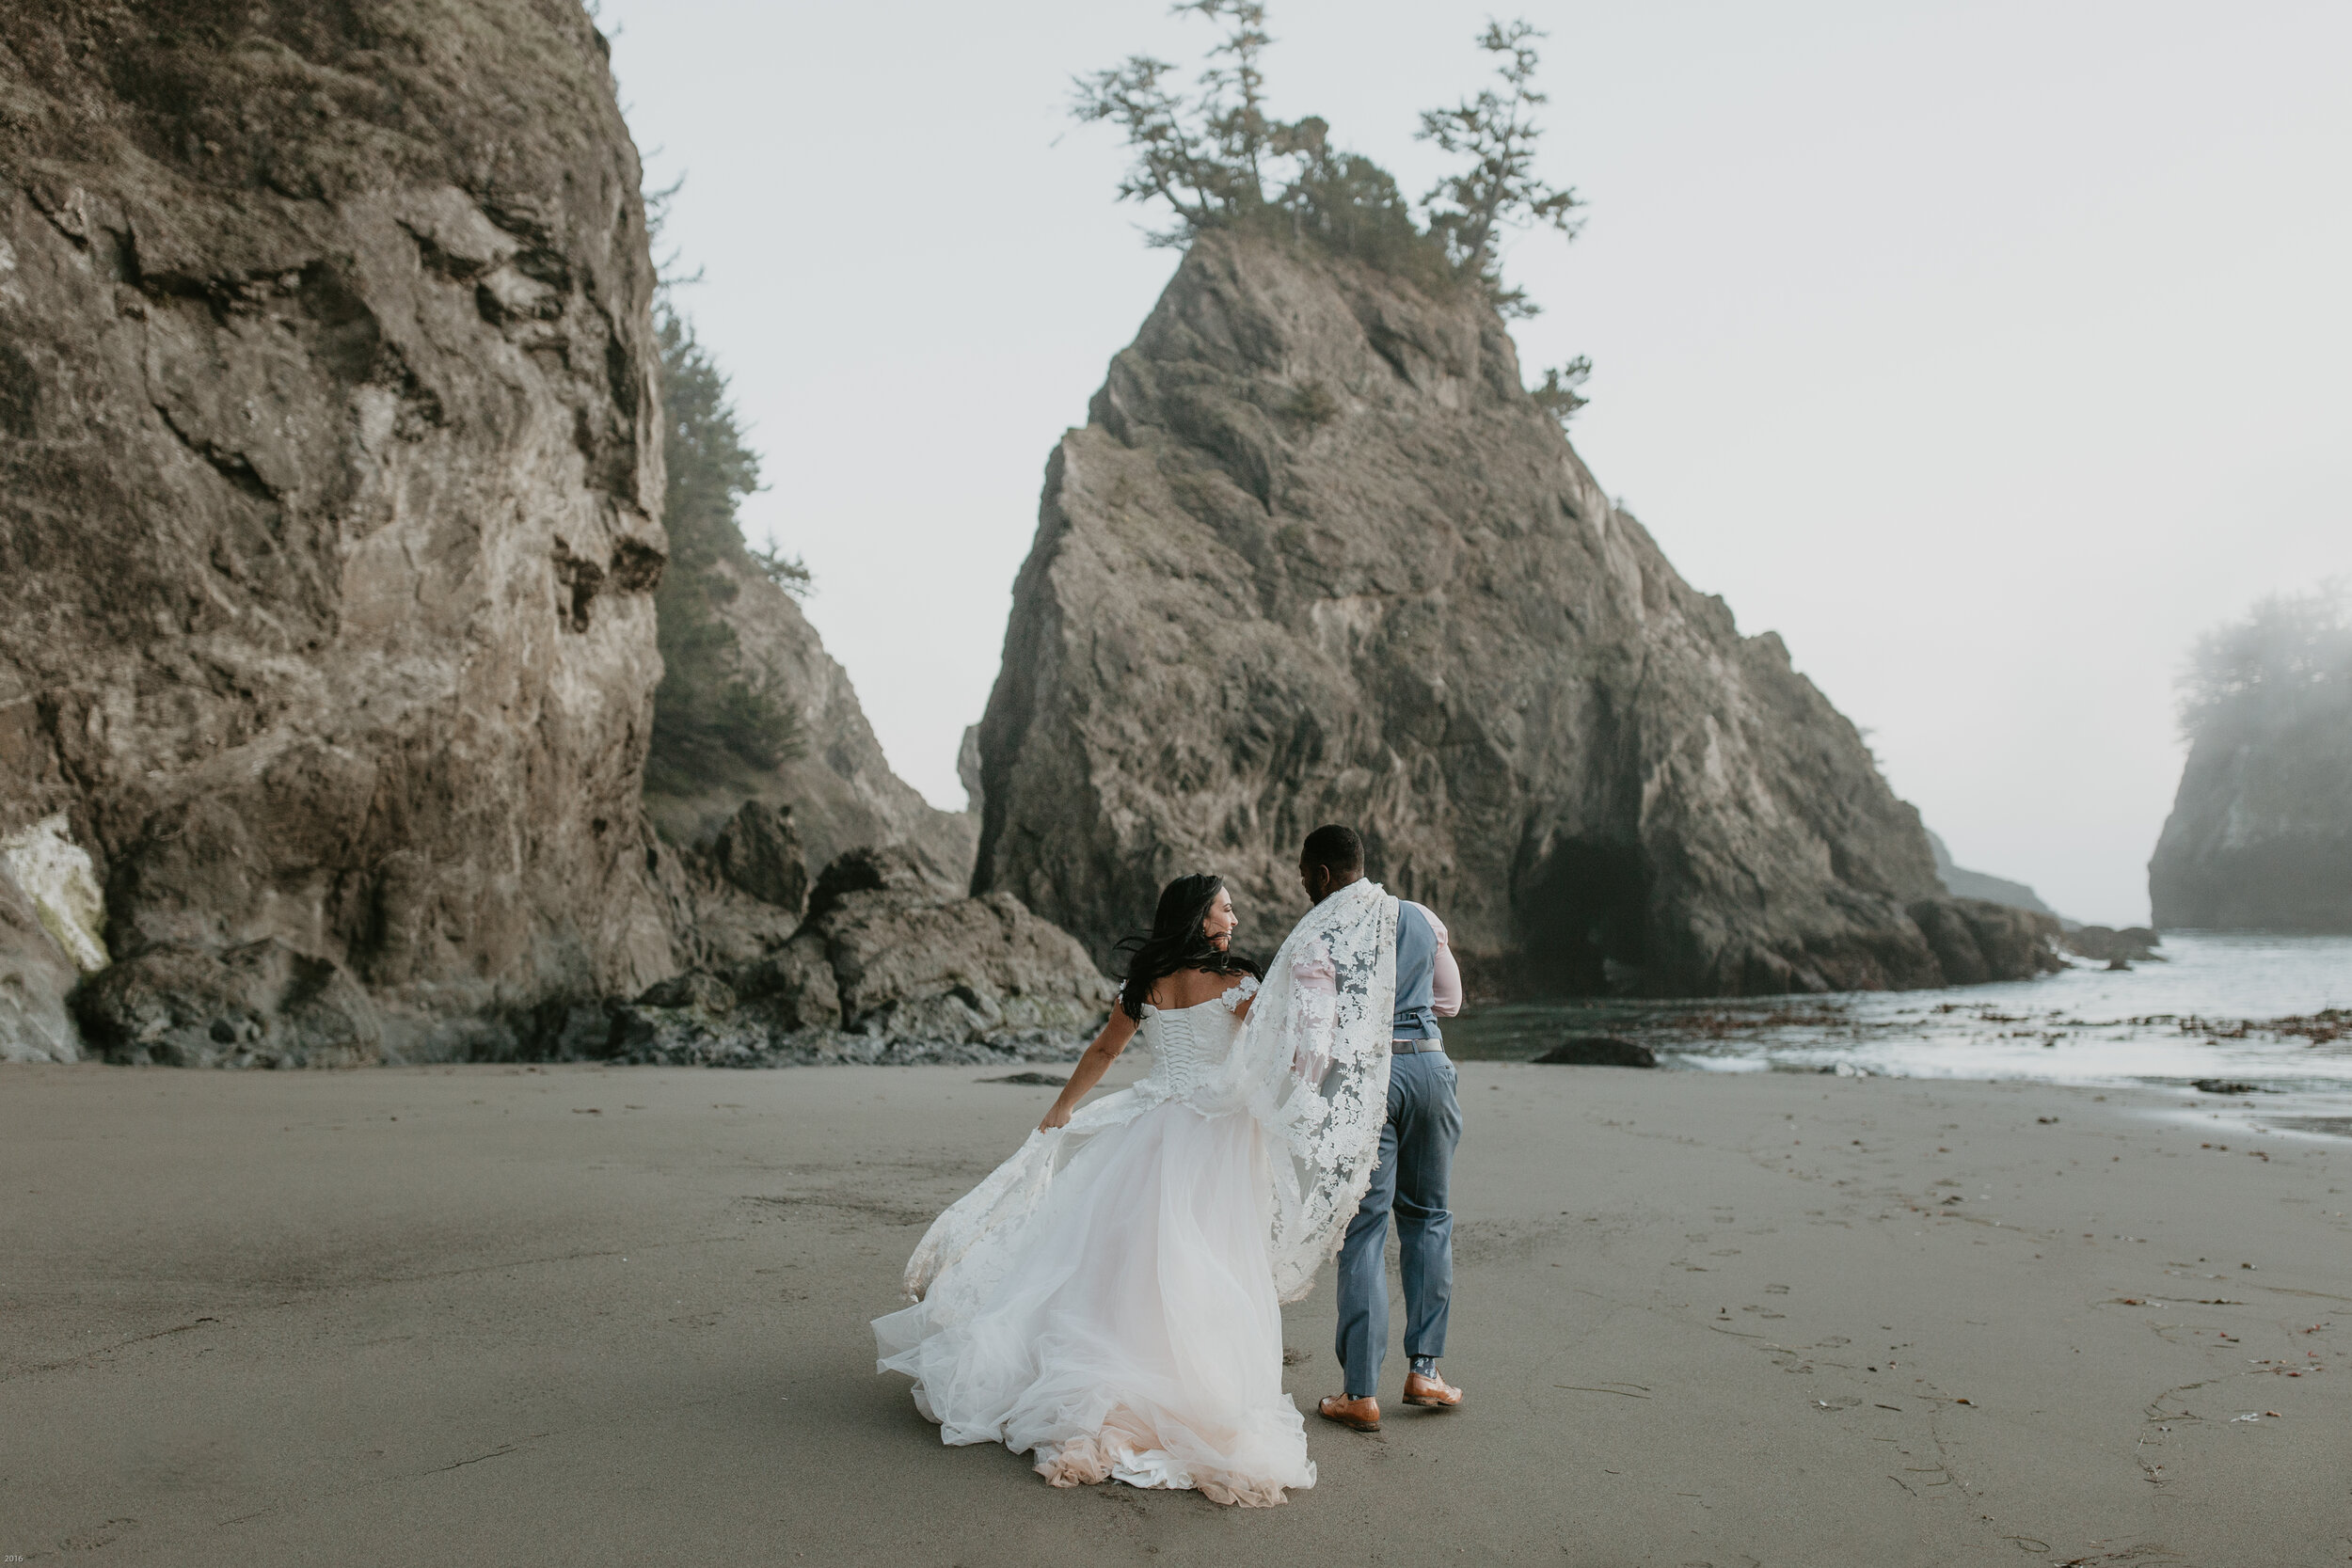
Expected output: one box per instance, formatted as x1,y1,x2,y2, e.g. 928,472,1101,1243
1033,1006,1136,1132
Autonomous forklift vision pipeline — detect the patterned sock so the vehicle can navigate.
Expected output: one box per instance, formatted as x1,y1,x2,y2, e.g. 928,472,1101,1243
1409,1354,1437,1378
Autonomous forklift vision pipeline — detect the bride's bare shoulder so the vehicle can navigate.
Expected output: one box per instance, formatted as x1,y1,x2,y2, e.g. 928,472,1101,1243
1149,967,1236,1011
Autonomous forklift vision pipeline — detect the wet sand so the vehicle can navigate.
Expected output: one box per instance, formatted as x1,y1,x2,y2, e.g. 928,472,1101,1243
3,1060,2346,1567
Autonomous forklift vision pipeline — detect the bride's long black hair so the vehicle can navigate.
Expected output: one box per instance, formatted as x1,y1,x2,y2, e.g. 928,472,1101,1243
1114,873,1262,1022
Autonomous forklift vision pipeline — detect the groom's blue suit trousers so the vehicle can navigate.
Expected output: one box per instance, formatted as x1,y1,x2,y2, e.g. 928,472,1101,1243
1333,1051,1463,1398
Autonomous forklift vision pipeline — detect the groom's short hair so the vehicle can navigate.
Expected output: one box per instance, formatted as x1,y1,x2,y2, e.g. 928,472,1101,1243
1300,824,1363,876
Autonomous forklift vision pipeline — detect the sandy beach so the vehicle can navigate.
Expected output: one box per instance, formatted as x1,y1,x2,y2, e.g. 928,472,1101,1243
4,1059,2346,1567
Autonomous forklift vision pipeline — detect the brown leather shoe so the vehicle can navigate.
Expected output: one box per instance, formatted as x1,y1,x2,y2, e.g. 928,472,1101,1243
1402,1369,1463,1408
1317,1393,1381,1432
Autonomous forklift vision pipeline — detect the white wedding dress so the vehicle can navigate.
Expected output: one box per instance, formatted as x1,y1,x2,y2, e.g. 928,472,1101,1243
874,879,1402,1509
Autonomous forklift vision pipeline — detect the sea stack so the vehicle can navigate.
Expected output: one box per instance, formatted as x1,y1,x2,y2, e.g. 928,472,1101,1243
973,231,2058,996
2150,703,2352,932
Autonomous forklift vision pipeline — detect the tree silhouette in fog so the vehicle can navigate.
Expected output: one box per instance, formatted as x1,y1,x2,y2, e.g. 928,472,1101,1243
2181,583,2352,746
644,187,808,791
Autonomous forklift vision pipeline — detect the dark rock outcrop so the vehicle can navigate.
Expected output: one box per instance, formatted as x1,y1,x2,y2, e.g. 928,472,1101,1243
811,851,1111,1039
973,231,2060,997
639,801,806,990
1906,898,2067,987
0,1,675,1056
708,800,810,924
2150,716,2352,933
2064,925,2161,964
602,845,1115,1068
77,939,381,1068
1533,1037,1657,1068
1927,831,2058,917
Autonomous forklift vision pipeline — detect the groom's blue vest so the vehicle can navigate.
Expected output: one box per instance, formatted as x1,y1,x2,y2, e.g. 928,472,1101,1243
1392,901,1442,1042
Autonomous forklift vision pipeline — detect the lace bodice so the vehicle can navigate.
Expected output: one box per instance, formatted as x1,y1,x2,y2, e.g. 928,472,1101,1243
1136,979,1259,1103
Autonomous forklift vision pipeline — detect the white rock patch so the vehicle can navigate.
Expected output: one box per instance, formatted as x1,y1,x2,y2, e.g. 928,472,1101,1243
1,814,110,973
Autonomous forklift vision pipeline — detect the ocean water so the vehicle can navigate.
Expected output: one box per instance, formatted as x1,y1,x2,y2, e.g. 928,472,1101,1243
1445,931,2352,1136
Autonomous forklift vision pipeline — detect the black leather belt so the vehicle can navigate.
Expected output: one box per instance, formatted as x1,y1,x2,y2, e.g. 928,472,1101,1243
1391,1038,1447,1054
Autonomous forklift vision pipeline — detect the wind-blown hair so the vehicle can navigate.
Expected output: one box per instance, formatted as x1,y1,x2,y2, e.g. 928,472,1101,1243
1114,873,1262,1022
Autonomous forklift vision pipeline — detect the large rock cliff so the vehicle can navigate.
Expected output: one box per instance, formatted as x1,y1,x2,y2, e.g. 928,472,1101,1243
0,0,675,1056
974,232,2058,997
2150,720,2352,932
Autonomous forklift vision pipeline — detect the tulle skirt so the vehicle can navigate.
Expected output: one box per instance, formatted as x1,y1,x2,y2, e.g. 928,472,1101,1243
873,1098,1315,1507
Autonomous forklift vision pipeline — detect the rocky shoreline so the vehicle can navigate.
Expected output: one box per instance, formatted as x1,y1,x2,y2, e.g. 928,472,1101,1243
58,810,1117,1070
2,3,2078,1071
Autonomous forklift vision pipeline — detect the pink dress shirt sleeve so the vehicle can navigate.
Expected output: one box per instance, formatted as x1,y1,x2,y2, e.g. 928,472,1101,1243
1426,910,1463,1018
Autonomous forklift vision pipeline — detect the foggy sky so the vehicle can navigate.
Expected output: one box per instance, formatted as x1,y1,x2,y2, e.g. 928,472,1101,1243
599,0,2352,926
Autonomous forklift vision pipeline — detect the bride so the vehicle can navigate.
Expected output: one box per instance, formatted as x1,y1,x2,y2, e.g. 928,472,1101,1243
873,865,1398,1506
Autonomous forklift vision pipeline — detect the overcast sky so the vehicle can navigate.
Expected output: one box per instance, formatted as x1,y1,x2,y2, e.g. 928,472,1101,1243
599,0,2351,927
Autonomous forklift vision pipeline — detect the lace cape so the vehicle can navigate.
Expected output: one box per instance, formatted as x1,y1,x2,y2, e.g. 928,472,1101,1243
899,880,1399,1309
1195,878,1398,1300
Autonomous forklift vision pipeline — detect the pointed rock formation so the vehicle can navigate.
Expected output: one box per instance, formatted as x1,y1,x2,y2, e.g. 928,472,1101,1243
974,232,2058,996
641,550,975,878
1928,831,2058,918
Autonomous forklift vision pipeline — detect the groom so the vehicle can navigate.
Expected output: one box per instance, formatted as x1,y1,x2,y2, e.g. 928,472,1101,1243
1297,825,1466,1433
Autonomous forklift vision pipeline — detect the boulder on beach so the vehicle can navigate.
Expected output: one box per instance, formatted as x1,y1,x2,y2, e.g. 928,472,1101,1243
1909,899,2070,987
603,846,1116,1067
77,940,382,1069
1533,1037,1659,1069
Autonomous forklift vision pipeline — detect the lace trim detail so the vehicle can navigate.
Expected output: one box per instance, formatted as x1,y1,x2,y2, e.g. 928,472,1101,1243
1192,880,1398,1303
1140,974,1263,1017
